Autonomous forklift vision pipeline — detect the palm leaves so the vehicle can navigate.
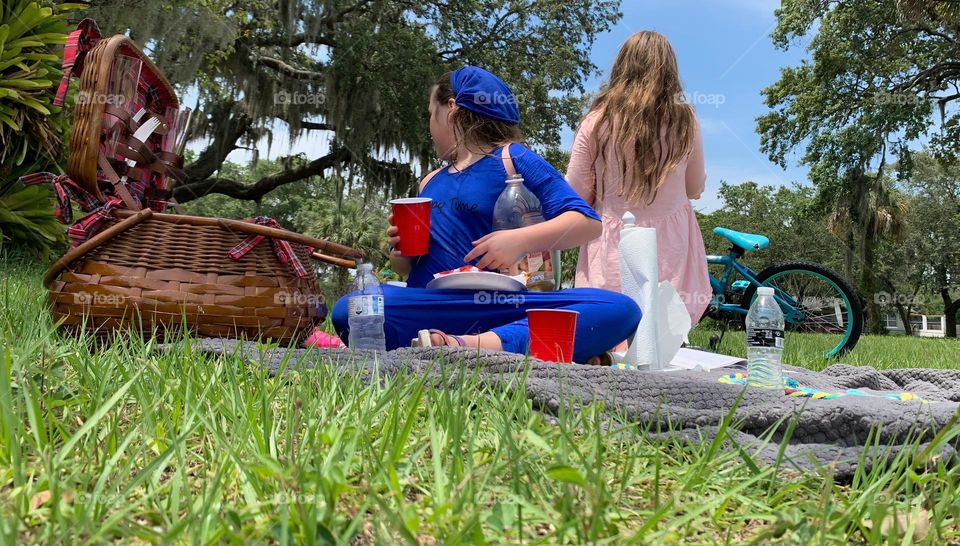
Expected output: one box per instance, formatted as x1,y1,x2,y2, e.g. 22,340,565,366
0,163,65,256
0,1,80,255
0,1,82,175
310,197,388,294
825,172,908,245
311,198,388,265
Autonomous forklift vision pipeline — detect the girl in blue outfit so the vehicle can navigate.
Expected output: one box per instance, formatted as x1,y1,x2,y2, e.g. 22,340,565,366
332,67,641,363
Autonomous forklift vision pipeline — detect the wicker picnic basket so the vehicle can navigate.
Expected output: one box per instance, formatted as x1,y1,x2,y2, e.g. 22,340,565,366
34,20,363,343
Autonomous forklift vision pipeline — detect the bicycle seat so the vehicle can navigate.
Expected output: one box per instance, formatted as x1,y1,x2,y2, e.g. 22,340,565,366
713,227,769,253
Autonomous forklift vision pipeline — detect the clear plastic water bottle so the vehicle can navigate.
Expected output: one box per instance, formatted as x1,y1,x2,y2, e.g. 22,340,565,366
492,174,555,290
746,286,784,388
348,263,386,352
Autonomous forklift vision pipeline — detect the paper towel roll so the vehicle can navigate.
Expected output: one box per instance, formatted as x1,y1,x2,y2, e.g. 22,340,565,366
618,222,691,370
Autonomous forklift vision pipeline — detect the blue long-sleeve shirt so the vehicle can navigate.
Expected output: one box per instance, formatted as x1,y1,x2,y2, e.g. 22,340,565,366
406,143,601,288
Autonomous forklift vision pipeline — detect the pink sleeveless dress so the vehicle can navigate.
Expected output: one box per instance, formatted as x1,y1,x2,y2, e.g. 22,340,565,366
566,110,711,325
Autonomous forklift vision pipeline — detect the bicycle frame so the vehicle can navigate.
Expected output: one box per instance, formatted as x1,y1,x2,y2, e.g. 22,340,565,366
707,250,806,323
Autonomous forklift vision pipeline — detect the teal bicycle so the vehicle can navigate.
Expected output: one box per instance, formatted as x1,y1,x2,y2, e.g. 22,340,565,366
706,227,863,358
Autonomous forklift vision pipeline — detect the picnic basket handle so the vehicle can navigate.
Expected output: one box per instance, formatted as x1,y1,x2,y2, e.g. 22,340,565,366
310,251,358,268
213,217,362,259
111,209,364,265
43,208,154,287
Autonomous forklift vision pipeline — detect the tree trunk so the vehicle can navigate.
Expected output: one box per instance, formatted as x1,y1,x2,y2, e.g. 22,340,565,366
881,277,918,336
860,235,885,335
894,302,913,336
843,225,856,283
942,288,959,338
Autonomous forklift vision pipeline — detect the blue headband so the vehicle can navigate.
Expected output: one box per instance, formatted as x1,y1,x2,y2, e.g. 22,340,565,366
450,66,520,125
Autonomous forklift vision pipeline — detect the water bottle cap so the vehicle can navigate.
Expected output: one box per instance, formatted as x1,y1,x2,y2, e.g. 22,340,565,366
622,212,636,226
506,174,524,183
757,287,774,296
358,263,373,272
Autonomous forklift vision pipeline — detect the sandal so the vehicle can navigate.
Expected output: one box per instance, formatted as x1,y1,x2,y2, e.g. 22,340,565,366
584,351,615,366
411,329,468,348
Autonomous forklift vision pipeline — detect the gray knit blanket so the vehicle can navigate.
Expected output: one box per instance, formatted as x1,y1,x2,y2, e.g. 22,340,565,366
186,339,960,480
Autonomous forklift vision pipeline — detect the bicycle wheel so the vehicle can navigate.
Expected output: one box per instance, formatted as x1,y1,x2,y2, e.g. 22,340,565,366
740,261,863,358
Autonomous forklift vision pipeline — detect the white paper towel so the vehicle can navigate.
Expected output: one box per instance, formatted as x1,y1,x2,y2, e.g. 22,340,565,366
618,217,691,370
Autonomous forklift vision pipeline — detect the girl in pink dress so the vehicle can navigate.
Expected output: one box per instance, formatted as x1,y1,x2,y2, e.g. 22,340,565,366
566,31,712,325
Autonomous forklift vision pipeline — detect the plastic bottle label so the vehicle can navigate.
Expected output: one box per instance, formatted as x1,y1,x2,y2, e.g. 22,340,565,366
747,328,784,348
348,295,384,316
526,252,543,274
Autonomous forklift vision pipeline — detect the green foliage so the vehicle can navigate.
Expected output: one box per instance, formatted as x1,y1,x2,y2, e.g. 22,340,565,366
0,1,82,177
759,0,952,332
891,152,960,329
184,157,389,300
88,0,621,200
183,156,336,232
0,165,66,257
0,1,80,255
697,181,843,273
901,152,960,291
309,196,389,297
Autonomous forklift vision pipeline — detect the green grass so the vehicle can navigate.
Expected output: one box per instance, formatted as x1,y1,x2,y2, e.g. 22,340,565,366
1,253,959,544
689,328,960,371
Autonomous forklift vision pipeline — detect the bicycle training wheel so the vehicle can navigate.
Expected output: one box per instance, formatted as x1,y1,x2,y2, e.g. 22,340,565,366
740,261,863,358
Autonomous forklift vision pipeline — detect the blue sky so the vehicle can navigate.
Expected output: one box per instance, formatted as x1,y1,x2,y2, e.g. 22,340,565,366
212,0,811,211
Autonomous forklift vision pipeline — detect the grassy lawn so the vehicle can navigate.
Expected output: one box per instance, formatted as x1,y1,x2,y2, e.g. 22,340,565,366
1,253,958,544
689,328,960,371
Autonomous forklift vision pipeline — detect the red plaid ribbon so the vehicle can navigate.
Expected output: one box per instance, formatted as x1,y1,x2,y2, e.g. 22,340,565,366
20,172,128,247
20,172,100,224
227,216,308,278
54,19,102,107
66,197,124,247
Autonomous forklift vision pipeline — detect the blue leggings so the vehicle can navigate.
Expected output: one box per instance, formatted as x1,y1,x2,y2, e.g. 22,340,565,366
331,286,641,363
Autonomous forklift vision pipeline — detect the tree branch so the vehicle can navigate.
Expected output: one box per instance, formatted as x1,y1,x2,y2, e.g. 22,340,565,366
184,102,253,182
256,33,337,48
893,61,960,92
437,4,528,61
175,147,353,203
302,121,336,131
256,56,326,80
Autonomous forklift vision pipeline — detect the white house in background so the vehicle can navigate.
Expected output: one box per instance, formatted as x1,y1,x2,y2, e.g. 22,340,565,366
884,312,958,337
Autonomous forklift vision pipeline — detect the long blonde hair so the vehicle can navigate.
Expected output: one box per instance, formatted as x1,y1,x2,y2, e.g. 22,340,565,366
587,31,696,205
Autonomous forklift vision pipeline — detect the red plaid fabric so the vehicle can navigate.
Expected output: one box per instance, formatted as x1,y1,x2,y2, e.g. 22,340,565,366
20,172,100,224
66,197,124,247
54,19,102,106
227,216,308,278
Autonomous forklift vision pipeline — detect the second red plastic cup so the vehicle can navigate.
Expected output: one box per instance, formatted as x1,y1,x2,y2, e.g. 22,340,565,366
527,309,579,363
390,198,432,256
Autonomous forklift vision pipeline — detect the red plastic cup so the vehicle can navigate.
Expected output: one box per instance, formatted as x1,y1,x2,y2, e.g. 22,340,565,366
390,198,432,256
527,309,579,363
